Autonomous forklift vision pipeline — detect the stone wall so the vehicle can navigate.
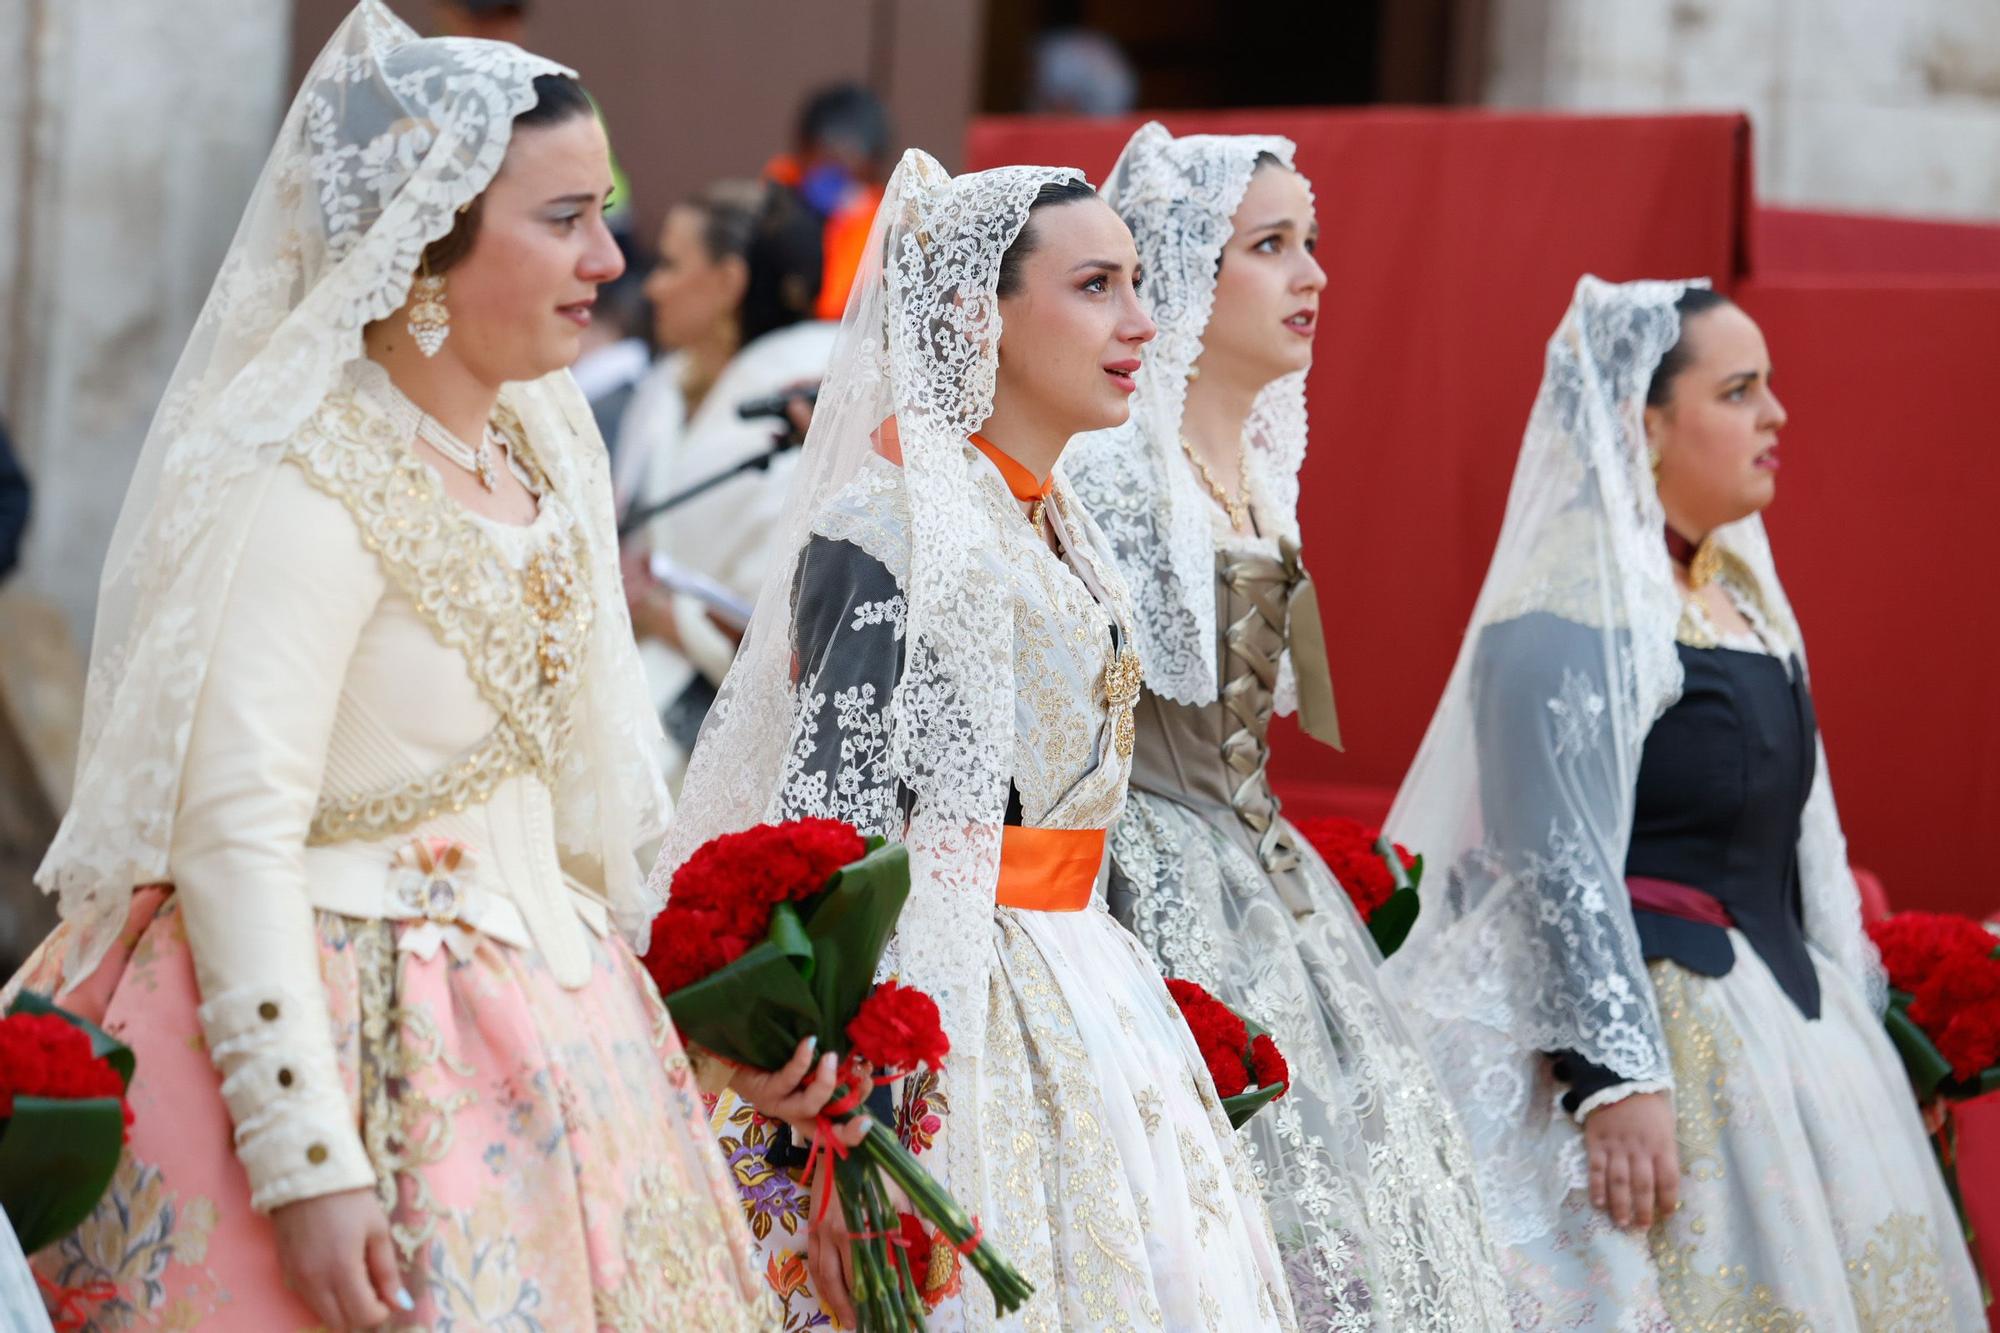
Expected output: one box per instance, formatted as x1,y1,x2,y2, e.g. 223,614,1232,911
0,0,290,962
1484,0,2000,221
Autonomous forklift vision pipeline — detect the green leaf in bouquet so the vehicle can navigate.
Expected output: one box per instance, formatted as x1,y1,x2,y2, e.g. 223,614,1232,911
1367,886,1421,959
665,939,824,1073
1977,1067,2000,1098
9,991,135,1087
799,843,911,1049
1221,1081,1286,1131
0,1094,127,1254
1884,1002,1953,1100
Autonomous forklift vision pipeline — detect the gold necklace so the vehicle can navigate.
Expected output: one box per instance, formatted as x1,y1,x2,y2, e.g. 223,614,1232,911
1181,436,1251,531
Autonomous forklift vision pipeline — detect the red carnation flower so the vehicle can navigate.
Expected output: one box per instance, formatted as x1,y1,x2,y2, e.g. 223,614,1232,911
1867,912,1998,995
0,1013,130,1132
1165,978,1254,1098
645,819,869,999
1910,951,2000,1036
669,818,866,912
1249,1032,1290,1095
1937,1002,2000,1082
848,980,950,1074
1294,816,1413,922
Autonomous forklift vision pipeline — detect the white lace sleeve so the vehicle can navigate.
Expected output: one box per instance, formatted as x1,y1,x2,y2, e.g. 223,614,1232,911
170,463,380,1211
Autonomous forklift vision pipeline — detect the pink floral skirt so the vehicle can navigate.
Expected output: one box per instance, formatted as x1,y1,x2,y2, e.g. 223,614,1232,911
5,889,770,1331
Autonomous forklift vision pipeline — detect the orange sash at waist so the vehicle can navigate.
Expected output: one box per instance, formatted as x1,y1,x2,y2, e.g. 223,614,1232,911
994,826,1106,912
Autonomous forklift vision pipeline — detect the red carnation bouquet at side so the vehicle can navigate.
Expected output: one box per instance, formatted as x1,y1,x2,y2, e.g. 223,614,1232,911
1867,911,2000,1099
644,819,1029,1330
0,992,134,1254
1165,978,1290,1129
1296,816,1423,957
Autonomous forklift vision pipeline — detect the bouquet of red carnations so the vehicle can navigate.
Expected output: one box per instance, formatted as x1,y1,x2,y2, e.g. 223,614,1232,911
1164,978,1290,1129
1867,911,2000,1099
0,993,133,1255
644,818,1030,1329
1296,815,1423,957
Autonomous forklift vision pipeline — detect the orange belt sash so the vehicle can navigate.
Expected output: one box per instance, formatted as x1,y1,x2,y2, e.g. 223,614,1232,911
994,826,1105,912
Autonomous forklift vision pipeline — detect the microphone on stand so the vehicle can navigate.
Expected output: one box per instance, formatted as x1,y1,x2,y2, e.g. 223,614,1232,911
617,384,818,537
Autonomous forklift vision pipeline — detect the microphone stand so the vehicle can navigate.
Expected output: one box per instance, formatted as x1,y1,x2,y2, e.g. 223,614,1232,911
617,427,800,537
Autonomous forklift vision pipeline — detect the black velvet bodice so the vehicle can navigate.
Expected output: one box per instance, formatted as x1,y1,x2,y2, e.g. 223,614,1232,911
1626,642,1822,1018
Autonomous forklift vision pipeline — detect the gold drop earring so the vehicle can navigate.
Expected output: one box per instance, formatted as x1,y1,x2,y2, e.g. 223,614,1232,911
408,255,450,358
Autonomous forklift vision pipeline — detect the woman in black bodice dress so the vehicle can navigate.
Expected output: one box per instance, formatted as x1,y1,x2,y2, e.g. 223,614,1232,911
1384,277,1983,1330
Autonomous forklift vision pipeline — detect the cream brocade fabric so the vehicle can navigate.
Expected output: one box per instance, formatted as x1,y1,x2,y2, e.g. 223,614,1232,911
171,368,630,1212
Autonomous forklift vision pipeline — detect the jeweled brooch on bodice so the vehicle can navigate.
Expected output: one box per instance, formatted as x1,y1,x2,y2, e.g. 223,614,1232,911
523,543,584,686
1102,646,1144,759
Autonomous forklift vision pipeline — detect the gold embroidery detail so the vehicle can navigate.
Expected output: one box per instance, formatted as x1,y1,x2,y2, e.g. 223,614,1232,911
1650,1238,1810,1332
1650,960,1734,1181
1845,1212,1951,1331
283,390,594,846
594,1167,764,1332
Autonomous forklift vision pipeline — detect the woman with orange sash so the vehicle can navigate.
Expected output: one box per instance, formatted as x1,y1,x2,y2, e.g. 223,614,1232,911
659,149,1297,1329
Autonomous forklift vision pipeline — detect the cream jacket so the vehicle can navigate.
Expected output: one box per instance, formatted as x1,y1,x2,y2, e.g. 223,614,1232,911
170,382,616,1211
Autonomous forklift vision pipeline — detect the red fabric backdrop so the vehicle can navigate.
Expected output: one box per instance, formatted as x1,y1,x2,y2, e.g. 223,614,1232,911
967,109,2000,916
1755,207,2000,278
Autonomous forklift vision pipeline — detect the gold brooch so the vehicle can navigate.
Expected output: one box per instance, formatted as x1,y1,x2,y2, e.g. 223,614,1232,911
523,545,583,685
1103,646,1143,759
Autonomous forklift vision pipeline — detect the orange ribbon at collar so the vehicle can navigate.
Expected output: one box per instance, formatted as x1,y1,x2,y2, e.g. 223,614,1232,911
969,434,1053,504
994,826,1105,912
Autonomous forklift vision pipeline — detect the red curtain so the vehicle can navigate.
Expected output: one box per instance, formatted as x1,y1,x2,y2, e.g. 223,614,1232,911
966,109,1999,916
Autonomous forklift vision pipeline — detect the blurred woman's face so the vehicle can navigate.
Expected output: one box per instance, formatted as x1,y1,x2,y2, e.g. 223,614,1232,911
435,112,623,384
991,198,1157,441
1198,164,1325,389
644,205,747,353
1646,303,1788,536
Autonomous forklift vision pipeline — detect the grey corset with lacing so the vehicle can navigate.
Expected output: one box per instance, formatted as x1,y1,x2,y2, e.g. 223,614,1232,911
1126,541,1307,879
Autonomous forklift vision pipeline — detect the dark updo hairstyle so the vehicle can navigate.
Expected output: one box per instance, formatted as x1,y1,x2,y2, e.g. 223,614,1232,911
1645,287,1732,406
677,179,824,347
421,73,596,274
995,178,1101,298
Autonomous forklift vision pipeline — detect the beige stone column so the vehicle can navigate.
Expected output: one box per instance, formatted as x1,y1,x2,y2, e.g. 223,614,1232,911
0,0,291,963
1481,0,2000,220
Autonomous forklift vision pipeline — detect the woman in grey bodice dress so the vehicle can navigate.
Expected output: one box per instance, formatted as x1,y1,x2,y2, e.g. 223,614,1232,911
1066,123,1509,1331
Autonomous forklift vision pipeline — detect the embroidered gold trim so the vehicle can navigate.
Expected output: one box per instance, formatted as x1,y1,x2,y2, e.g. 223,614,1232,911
283,389,593,846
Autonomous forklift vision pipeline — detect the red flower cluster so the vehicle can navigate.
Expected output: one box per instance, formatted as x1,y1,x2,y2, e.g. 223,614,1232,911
848,980,950,1075
1867,912,1998,995
1910,951,2000,1081
645,819,866,997
1166,978,1261,1100
1249,1032,1290,1094
1294,816,1414,921
0,1013,128,1127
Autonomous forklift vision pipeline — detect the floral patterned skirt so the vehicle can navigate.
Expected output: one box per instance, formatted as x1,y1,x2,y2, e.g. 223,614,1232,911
5,889,770,1331
1505,935,1985,1332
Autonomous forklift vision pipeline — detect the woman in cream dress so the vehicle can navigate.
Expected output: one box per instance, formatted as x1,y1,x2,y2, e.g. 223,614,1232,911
7,6,766,1328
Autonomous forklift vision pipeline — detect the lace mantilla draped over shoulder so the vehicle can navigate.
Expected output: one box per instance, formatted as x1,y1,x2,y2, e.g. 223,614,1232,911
1065,121,1310,706
1381,275,1884,1247
38,0,670,983
653,151,1094,1252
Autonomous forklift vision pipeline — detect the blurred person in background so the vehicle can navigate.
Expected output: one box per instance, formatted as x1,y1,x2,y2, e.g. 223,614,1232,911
431,0,524,43
1028,27,1138,117
570,261,652,454
0,420,27,584
765,82,890,322
615,178,832,766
